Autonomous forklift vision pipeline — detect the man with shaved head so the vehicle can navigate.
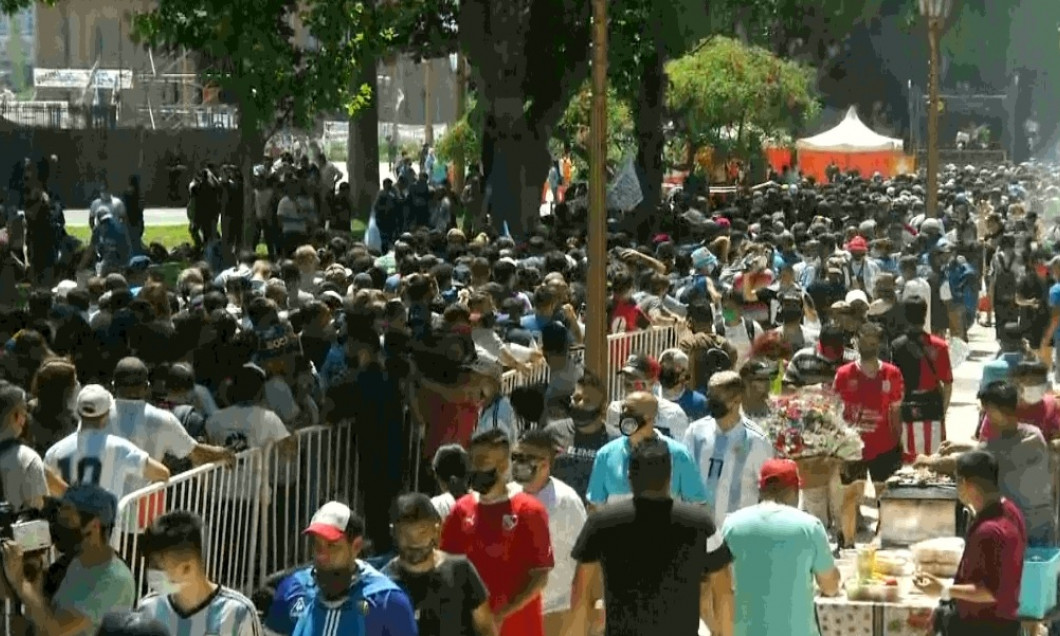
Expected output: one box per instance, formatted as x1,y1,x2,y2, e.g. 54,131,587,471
586,391,705,509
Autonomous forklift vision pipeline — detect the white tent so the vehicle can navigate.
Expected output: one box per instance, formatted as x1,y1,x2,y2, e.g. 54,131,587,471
796,106,903,152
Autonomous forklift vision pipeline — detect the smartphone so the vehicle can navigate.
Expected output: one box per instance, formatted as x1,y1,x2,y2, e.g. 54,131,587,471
11,519,51,552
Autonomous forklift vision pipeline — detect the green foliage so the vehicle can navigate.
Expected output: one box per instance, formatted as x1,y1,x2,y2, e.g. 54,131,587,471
392,0,459,60
666,36,819,155
435,118,480,165
131,0,395,138
552,80,635,172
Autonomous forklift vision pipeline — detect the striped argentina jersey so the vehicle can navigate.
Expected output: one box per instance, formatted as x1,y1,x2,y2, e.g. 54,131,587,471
682,415,774,527
291,562,417,636
138,586,263,636
43,429,148,502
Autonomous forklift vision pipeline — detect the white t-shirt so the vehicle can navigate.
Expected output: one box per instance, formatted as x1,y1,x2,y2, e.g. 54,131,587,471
606,396,690,441
206,405,291,501
531,477,587,613
0,440,48,511
44,430,149,502
431,492,457,522
106,399,197,493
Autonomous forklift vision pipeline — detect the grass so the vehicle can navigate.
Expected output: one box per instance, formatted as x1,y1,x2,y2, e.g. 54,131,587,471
66,219,370,252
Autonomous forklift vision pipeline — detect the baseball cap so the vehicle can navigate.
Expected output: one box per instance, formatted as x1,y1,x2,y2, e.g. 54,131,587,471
127,255,152,271
845,290,869,306
758,458,803,489
77,384,114,418
113,356,149,388
304,501,362,542
51,280,78,299
620,353,658,379
658,348,689,371
62,483,118,525
846,236,868,253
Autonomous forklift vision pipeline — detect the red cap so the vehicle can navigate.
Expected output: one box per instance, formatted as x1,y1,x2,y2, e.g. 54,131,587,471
714,217,731,229
759,458,803,489
304,501,354,542
846,236,868,253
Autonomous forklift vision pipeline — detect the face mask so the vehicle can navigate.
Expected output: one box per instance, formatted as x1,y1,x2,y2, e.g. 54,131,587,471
511,460,539,484
52,523,84,555
779,307,803,324
1022,384,1048,404
570,405,601,427
618,411,647,436
658,368,683,389
707,397,730,419
400,541,436,566
146,568,185,596
468,469,500,494
313,566,357,596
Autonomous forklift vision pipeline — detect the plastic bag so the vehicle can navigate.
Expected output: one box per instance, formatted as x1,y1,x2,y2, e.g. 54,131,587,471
364,210,382,252
947,337,970,370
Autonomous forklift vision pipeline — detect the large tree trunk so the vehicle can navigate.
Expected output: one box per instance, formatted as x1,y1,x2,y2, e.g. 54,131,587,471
237,120,264,265
347,59,380,225
629,44,666,238
485,124,551,235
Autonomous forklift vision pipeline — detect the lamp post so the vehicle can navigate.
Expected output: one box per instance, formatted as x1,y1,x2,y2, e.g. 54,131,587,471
920,0,952,217
586,0,609,384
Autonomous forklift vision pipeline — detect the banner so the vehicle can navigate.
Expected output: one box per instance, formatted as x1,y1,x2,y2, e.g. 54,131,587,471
33,68,133,90
606,155,643,212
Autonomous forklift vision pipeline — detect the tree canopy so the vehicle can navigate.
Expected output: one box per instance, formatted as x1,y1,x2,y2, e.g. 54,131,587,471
666,36,819,157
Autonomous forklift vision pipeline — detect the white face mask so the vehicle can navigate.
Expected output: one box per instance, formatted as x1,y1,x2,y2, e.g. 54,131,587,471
146,568,184,596
1022,384,1048,404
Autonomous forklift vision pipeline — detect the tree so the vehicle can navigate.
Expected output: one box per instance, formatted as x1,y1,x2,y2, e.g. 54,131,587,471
132,0,393,244
666,37,819,169
552,80,635,175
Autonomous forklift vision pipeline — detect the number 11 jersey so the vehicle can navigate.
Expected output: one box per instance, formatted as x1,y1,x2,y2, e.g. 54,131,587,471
44,429,149,502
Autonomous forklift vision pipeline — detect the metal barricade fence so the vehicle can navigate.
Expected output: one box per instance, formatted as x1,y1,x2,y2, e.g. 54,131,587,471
111,450,265,595
258,423,358,580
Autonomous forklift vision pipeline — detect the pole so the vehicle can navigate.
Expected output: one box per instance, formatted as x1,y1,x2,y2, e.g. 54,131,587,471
926,18,940,217
586,0,608,387
453,56,467,194
424,62,434,146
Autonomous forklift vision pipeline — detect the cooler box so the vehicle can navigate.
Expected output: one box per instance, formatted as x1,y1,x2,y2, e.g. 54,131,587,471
1019,547,1060,619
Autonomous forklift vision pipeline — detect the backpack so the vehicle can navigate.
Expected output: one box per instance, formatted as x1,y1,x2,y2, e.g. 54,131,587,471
681,332,734,393
993,253,1017,304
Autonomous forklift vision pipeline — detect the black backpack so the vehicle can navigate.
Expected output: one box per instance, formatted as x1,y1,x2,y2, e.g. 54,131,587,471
993,253,1017,304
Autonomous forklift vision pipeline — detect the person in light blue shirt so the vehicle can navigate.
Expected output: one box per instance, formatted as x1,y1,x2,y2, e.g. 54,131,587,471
722,459,840,636
586,391,705,507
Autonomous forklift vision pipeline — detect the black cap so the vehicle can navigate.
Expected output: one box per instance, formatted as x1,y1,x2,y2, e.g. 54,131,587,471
620,353,657,379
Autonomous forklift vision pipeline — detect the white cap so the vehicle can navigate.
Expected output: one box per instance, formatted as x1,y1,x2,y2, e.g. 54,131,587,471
303,501,357,542
51,280,78,299
845,289,869,306
77,384,114,418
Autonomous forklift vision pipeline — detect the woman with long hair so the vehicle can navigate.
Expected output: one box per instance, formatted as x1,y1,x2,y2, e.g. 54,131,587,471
27,357,79,453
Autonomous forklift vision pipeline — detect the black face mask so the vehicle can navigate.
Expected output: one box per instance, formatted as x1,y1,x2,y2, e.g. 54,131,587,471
707,396,730,419
570,405,602,427
468,469,500,494
313,566,358,598
779,307,803,324
400,541,436,566
658,368,683,389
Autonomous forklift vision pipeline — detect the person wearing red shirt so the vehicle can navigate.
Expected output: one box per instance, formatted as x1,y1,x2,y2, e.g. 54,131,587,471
890,297,953,463
608,270,650,335
441,428,554,636
914,450,1025,636
977,360,1060,443
833,322,905,548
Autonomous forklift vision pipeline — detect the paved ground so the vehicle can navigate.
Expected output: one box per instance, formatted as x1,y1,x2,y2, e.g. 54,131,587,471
65,162,397,227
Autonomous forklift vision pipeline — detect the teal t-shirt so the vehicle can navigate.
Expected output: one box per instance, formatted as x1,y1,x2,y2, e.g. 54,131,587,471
53,555,136,635
722,502,835,636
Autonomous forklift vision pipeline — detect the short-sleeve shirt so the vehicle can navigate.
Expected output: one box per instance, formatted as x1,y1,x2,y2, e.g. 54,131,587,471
440,489,554,636
607,298,650,334
979,395,1060,441
530,477,588,613
107,399,197,491
546,421,617,503
138,585,263,636
722,501,835,636
978,424,1054,545
382,554,489,636
206,405,291,452
833,361,905,460
53,555,136,635
954,498,1026,623
586,432,706,505
0,439,48,511
571,497,733,636
682,416,774,526
44,430,148,501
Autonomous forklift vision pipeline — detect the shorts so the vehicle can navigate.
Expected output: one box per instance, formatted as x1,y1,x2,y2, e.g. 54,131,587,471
841,445,904,486
902,420,946,463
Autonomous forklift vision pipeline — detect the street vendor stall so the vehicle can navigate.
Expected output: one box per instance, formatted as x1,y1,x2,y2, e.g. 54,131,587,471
795,106,905,182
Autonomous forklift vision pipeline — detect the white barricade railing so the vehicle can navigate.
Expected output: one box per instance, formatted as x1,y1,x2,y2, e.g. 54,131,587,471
112,449,265,595
258,423,358,580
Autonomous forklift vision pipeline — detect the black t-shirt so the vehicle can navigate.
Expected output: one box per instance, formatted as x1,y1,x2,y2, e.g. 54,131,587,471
382,554,489,636
571,498,733,636
546,420,617,502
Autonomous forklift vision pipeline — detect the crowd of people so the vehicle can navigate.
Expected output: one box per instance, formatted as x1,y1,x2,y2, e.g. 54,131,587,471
0,148,1056,636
